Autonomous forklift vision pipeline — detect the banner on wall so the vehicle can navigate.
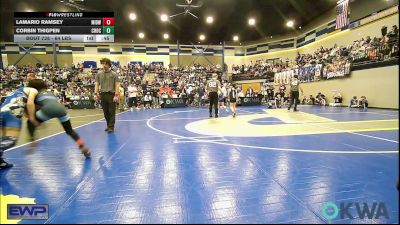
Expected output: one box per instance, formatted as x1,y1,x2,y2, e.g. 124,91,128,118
323,61,352,79
129,61,142,66
82,61,97,68
151,61,164,66
274,64,323,84
298,65,319,83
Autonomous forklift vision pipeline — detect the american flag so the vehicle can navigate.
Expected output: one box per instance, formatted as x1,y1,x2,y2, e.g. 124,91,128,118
336,0,350,30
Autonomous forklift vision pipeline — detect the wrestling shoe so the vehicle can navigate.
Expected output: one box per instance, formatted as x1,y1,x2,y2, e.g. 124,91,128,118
80,146,91,158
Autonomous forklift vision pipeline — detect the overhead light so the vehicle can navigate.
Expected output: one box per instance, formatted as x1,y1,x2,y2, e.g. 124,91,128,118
270,36,273,39
299,26,302,29
163,33,169,39
233,35,239,41
129,13,137,21
248,18,256,26
138,32,145,39
239,43,242,45
161,14,168,22
206,16,214,24
199,34,205,41
286,20,294,27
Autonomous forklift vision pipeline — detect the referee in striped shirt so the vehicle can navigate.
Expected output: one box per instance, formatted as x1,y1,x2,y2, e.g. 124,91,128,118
206,73,223,118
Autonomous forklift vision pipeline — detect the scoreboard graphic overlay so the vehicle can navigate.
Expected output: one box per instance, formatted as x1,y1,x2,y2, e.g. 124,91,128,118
14,12,114,43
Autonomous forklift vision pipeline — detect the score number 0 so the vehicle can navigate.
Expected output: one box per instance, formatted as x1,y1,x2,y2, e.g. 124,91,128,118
103,18,114,26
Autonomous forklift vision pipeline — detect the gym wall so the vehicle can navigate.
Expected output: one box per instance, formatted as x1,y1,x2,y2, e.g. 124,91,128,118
301,65,399,109
7,54,73,67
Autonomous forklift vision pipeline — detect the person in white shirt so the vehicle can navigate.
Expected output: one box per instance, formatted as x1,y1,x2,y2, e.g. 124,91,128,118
127,83,138,111
62,71,68,80
186,84,192,95
219,83,228,111
144,92,152,109
172,91,179,98
161,92,169,108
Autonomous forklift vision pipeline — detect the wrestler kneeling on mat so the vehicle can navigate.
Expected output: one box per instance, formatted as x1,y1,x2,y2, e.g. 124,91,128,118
27,79,91,158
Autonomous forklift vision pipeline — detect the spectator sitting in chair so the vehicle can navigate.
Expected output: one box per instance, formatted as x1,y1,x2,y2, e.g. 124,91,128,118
329,92,343,107
301,96,307,105
160,92,169,108
172,90,179,98
144,92,152,109
302,95,315,105
315,92,327,106
360,96,369,109
349,96,359,108
309,95,316,105
275,91,284,108
387,25,399,42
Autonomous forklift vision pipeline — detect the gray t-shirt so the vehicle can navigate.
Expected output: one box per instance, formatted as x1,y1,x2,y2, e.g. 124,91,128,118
96,70,119,93
206,79,221,93
290,80,300,92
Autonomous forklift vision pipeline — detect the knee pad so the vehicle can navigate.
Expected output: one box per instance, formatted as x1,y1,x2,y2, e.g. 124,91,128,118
0,136,18,151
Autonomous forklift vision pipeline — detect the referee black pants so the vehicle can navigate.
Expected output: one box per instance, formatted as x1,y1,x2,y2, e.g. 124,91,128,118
100,92,116,129
288,91,299,110
209,92,218,116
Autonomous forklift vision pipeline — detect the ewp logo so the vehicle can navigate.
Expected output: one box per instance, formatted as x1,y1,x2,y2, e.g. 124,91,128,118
7,204,49,220
321,202,389,221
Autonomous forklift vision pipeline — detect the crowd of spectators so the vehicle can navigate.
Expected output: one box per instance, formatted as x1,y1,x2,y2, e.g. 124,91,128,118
0,62,227,109
0,62,373,110
1,25,397,110
232,25,399,82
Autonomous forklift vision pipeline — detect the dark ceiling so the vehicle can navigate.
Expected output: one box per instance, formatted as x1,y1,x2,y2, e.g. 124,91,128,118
0,0,340,44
